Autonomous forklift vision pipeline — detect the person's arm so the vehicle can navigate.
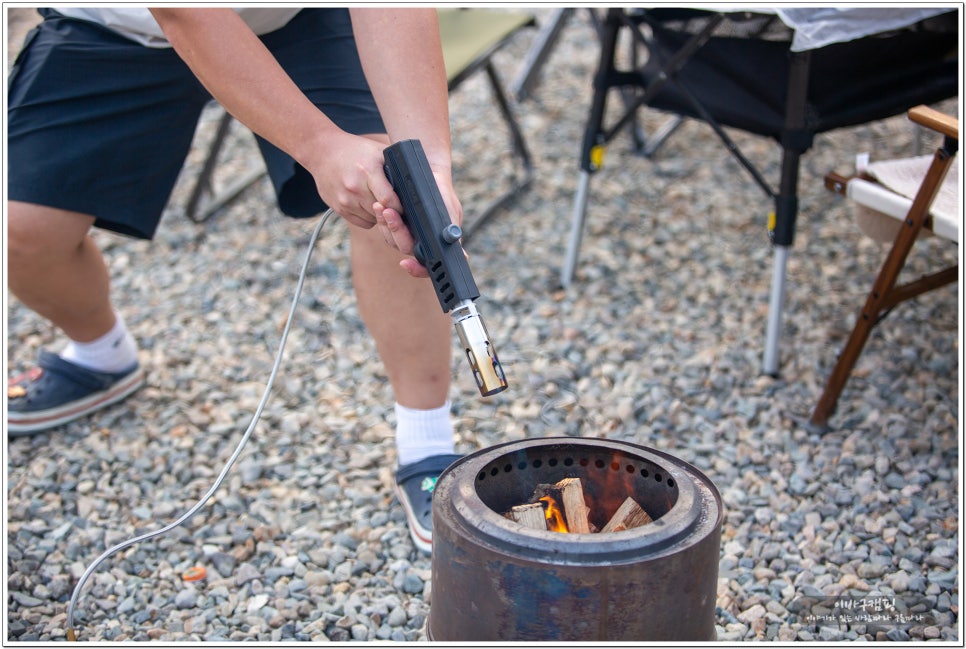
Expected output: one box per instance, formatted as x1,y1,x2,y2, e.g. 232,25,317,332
349,9,463,276
149,8,399,231
150,8,460,276
348,9,451,175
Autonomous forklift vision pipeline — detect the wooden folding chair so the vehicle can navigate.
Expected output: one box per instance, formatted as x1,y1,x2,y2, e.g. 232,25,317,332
809,105,959,431
185,8,535,237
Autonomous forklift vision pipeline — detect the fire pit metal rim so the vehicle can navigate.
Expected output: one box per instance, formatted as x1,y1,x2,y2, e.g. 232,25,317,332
435,436,722,564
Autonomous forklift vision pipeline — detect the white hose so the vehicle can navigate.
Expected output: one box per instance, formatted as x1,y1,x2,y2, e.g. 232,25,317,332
66,208,335,639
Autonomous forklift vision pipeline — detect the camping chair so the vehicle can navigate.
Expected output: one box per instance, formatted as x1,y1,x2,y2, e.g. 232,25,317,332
561,8,958,376
809,105,959,431
186,8,535,239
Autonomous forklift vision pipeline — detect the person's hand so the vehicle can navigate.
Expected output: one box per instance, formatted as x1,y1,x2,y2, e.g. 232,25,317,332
307,132,462,278
374,164,463,278
310,132,401,230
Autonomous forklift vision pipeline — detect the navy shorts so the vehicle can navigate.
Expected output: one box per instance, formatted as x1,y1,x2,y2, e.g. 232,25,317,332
7,8,385,239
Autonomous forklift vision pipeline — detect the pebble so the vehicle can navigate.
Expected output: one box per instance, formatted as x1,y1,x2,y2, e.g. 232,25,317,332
6,8,959,644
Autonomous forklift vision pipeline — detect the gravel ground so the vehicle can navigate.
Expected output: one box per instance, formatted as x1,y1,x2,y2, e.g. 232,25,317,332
6,8,961,643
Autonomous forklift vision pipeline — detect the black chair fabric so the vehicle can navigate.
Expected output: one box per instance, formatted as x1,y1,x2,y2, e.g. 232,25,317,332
638,10,958,140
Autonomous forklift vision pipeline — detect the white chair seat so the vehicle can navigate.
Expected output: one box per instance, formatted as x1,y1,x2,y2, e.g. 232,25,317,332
850,154,960,243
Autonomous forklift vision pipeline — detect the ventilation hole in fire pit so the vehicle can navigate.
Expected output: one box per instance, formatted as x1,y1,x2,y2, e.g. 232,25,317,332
471,447,686,523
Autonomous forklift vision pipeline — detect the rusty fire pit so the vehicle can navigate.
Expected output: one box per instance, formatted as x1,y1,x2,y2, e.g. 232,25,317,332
428,437,722,642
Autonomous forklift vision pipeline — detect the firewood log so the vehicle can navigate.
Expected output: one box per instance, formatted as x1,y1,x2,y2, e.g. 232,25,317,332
510,502,549,530
601,496,653,532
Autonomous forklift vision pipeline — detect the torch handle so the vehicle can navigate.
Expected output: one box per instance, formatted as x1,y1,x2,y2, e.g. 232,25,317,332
383,139,480,313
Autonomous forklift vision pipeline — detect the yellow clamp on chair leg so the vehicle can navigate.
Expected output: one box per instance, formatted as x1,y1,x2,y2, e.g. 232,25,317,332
590,144,606,170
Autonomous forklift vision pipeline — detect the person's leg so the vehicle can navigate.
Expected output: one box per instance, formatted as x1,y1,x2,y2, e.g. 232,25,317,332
259,8,459,455
6,10,210,434
353,219,462,553
7,201,138,372
347,152,460,555
351,219,460,467
5,202,144,435
7,202,117,344
348,206,455,409
257,8,461,552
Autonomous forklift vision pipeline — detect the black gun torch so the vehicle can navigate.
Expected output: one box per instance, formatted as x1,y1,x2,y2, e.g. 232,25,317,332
383,139,508,397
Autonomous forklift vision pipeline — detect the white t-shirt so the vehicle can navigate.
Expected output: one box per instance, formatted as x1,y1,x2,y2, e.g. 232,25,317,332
54,8,302,48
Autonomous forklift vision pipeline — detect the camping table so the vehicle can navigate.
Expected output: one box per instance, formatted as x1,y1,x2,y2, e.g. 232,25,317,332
561,7,958,376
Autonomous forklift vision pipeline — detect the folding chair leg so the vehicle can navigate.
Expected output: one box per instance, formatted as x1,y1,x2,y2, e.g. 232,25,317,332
809,141,958,431
185,107,265,223
561,171,592,287
636,115,686,158
186,110,234,223
559,10,621,287
762,51,811,376
762,245,790,376
461,61,534,241
511,8,575,101
561,9,727,286
511,8,604,103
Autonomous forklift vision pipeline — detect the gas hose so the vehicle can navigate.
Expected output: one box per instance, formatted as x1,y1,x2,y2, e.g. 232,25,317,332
66,208,335,640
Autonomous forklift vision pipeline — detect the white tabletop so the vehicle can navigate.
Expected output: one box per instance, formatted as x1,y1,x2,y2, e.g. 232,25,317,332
773,7,955,52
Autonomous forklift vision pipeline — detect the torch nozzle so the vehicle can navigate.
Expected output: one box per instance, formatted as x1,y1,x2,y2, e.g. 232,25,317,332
451,300,507,397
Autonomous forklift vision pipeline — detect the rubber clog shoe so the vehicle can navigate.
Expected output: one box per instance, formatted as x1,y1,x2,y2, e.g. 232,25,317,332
394,453,463,554
7,350,144,436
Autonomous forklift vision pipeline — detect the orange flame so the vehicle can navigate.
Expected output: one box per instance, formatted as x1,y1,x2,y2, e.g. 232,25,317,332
540,496,569,533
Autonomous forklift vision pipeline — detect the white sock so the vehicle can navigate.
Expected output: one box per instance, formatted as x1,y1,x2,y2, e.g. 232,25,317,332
394,400,456,467
61,312,139,373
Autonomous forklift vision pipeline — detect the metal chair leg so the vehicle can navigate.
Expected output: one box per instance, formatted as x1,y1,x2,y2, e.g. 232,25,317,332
461,60,534,241
561,171,592,288
762,245,789,377
511,8,574,102
185,107,265,223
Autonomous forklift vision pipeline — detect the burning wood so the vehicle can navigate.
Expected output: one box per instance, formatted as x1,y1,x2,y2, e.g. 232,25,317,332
557,477,593,533
505,477,654,534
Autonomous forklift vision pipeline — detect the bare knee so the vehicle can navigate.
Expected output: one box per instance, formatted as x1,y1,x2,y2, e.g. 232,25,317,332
8,201,92,250
7,201,95,281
